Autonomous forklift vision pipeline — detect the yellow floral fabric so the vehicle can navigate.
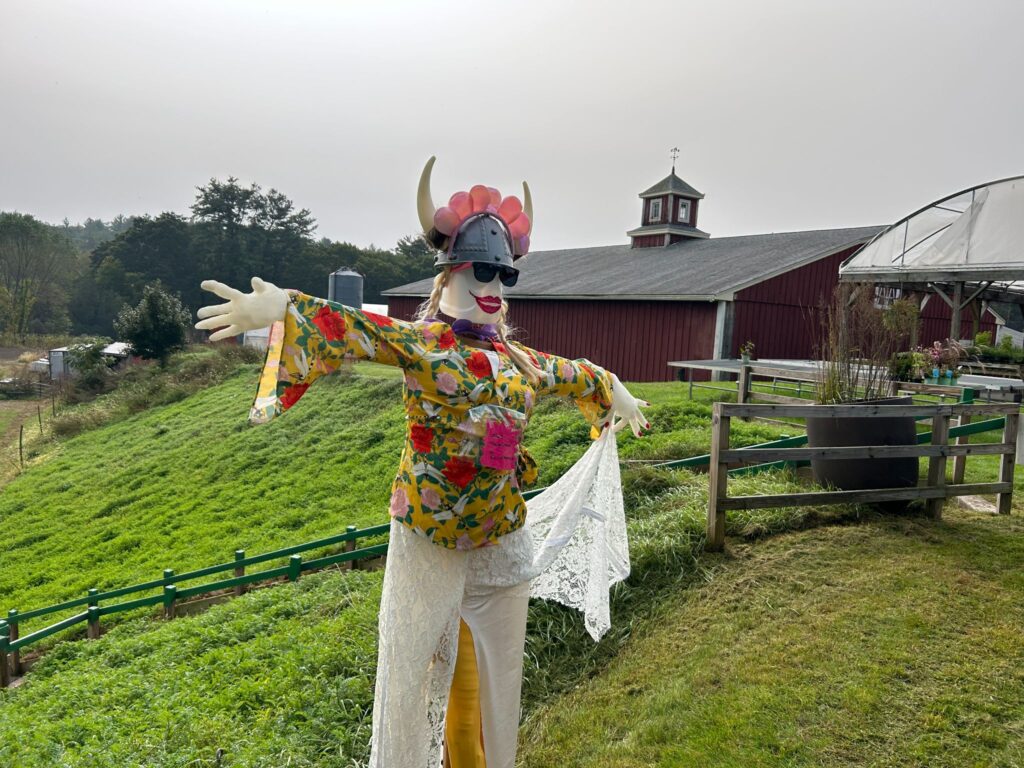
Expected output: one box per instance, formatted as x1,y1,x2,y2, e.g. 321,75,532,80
251,291,614,550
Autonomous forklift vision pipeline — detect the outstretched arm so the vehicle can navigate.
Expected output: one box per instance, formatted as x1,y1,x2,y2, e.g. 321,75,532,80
520,345,650,438
196,277,423,422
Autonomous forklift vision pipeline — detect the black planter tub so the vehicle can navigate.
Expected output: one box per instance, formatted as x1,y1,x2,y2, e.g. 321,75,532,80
805,396,919,499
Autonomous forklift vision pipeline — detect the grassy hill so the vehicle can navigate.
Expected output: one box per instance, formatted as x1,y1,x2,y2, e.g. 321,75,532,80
1,357,1022,766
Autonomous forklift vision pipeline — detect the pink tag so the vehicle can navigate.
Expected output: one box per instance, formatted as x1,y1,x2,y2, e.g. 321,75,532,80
481,421,520,471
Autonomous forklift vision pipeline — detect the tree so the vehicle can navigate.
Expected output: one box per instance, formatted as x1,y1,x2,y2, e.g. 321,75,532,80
0,212,79,337
114,284,192,367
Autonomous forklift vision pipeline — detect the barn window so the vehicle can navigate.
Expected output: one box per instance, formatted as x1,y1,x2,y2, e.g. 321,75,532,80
678,199,690,222
649,199,662,222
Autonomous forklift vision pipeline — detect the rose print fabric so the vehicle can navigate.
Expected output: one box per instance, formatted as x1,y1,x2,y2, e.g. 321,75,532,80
250,291,615,550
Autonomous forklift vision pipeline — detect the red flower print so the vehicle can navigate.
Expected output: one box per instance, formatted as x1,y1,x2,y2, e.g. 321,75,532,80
410,423,434,453
280,382,310,409
312,305,346,341
363,311,393,327
467,350,491,379
579,363,596,381
443,456,477,488
438,329,456,349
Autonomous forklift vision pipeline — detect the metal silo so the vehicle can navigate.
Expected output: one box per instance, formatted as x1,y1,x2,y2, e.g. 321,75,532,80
329,267,363,308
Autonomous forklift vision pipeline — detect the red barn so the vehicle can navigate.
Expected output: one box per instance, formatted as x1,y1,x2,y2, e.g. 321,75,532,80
385,170,996,381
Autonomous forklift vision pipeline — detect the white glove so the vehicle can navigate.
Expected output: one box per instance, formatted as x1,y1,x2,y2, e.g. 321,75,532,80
195,277,289,342
606,374,651,437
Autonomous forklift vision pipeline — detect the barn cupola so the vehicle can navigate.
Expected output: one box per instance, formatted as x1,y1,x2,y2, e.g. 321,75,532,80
627,154,708,248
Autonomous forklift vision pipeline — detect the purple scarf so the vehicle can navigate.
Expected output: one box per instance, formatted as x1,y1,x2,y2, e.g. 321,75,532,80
450,318,498,341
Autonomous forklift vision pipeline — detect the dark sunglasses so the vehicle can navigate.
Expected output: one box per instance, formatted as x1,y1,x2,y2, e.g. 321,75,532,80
472,262,519,287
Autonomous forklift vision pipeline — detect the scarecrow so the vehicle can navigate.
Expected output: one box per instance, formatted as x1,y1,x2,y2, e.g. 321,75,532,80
196,157,648,767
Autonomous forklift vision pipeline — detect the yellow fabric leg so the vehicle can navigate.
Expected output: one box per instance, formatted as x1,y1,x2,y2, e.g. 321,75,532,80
445,619,486,768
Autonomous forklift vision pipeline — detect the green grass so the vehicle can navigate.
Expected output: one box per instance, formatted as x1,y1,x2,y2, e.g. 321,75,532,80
2,356,1022,766
518,508,1024,768
0,360,790,639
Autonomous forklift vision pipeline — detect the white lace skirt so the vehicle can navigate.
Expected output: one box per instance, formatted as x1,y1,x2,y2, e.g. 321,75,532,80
368,430,629,767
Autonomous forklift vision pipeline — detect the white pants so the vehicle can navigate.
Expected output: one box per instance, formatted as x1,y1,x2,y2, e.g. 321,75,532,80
368,520,532,768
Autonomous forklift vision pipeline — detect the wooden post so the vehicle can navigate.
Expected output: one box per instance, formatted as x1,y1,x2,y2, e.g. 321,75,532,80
86,589,101,640
19,425,23,468
234,550,246,597
926,412,950,519
706,403,730,552
0,622,9,688
5,610,19,676
953,389,974,485
87,607,101,639
288,555,303,582
737,364,751,405
344,525,357,571
37,405,42,434
950,281,964,341
997,409,1019,515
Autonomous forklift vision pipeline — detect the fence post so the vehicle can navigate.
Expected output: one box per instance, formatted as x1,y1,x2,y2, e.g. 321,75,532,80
163,585,178,620
344,525,357,571
86,588,101,639
952,389,974,485
926,411,950,519
706,403,730,552
997,409,1019,515
0,621,9,688
234,550,246,597
288,555,303,582
737,364,751,405
7,609,21,675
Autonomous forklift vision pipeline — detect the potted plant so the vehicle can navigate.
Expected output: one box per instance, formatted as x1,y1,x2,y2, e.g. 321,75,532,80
739,340,755,364
807,286,920,495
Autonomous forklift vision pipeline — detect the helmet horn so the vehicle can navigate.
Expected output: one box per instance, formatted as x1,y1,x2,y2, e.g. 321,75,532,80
522,181,533,235
417,156,437,234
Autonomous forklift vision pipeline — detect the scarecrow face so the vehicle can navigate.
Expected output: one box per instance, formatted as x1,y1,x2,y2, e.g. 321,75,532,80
439,264,503,324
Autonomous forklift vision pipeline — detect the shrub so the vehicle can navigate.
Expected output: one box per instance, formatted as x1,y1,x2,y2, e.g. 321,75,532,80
974,330,993,347
114,284,192,367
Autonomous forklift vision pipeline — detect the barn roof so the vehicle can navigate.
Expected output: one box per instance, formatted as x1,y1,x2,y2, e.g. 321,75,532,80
639,171,705,200
384,226,884,301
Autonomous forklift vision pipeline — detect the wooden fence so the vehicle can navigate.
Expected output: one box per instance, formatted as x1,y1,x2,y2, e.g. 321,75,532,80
706,402,1021,552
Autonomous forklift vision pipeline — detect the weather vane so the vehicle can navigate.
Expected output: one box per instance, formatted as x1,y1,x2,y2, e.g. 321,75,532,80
670,146,680,173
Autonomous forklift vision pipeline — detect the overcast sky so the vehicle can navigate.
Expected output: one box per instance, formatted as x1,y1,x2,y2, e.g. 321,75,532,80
4,0,1023,252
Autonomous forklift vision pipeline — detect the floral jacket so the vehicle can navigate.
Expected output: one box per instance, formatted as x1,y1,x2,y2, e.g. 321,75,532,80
251,291,614,550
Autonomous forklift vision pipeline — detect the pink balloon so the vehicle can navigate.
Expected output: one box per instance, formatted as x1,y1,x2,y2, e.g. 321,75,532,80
487,187,501,206
470,185,491,213
485,204,498,214
498,196,522,223
515,235,530,255
433,206,460,235
449,191,472,219
509,212,531,239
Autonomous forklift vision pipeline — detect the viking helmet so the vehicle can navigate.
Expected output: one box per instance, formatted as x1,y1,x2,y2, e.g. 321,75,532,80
416,156,533,268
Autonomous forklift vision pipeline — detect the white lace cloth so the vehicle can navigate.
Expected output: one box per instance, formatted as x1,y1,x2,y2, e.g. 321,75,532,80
368,430,629,766
467,427,630,640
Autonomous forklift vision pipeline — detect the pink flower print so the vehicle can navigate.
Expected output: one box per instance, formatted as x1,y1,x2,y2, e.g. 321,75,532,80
389,487,409,519
481,517,496,533
456,534,474,551
420,487,441,510
524,389,534,411
436,372,458,395
420,325,437,341
560,361,575,380
404,373,423,392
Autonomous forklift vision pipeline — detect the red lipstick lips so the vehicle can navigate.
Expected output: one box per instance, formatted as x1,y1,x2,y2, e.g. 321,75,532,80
471,293,502,314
